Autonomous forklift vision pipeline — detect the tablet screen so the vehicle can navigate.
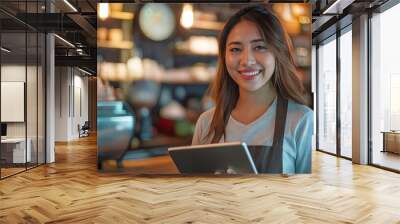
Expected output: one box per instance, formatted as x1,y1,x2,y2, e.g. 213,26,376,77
168,142,258,174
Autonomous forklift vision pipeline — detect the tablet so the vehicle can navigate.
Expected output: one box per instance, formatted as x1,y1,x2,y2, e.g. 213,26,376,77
168,142,258,174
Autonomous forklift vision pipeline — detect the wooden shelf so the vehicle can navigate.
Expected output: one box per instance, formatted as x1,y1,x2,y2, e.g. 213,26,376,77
109,12,134,20
174,50,217,57
98,41,133,49
160,79,210,85
191,20,224,31
99,74,210,85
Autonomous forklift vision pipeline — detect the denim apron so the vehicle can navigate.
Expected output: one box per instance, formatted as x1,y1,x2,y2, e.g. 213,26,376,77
248,95,288,173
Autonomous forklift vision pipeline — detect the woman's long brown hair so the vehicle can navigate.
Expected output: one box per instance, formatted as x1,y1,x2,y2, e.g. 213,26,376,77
205,5,308,143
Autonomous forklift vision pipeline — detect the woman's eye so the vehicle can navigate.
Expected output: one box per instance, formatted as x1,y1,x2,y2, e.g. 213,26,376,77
255,45,267,51
229,48,241,53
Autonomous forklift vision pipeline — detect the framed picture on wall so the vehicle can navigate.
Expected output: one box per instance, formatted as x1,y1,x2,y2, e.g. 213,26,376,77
1,81,25,122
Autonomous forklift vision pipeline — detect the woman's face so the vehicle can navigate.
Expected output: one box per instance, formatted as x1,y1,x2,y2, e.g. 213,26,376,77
225,20,276,92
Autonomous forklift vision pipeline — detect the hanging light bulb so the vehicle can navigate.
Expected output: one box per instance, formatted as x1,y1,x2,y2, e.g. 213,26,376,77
180,3,194,29
98,3,109,20
291,4,306,16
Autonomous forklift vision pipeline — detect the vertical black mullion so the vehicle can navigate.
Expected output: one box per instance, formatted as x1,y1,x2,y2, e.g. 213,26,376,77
73,68,75,118
69,69,71,118
60,67,61,117
337,28,341,157
44,32,47,164
36,0,39,167
367,10,373,165
44,0,47,164
25,0,28,171
316,44,319,151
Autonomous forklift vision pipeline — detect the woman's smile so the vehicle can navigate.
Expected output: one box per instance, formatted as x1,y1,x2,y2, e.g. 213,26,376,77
238,69,263,80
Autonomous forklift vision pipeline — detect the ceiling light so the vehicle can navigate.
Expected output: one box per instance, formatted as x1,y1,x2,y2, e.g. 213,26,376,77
63,0,78,12
1,47,11,53
323,0,355,15
78,67,93,76
54,34,75,48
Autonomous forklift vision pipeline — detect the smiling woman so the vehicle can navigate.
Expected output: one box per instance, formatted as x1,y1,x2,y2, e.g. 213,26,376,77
192,5,313,174
225,20,276,92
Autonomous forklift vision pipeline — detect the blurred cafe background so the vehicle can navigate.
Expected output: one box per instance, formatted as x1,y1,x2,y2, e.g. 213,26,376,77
96,3,311,171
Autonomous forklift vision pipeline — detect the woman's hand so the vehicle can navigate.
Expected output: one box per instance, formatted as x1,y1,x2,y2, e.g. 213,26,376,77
214,166,238,175
226,167,238,174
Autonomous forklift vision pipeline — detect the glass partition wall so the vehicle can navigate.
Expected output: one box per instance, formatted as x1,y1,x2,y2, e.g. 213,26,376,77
315,26,353,159
0,31,27,177
316,0,400,172
0,1,46,179
370,2,400,171
339,27,352,159
317,35,337,155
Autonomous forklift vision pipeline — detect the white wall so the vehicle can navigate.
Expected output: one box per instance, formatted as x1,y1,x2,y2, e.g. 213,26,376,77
54,67,89,141
1,64,45,164
55,66,69,141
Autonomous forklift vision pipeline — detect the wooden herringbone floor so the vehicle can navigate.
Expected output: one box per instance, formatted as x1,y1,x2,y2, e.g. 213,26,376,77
1,135,400,223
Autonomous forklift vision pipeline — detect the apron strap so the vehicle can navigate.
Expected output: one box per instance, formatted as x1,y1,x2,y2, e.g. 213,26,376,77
261,95,288,173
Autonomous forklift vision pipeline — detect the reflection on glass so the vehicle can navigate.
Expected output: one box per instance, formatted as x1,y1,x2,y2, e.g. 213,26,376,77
0,1,47,179
1,32,27,177
371,4,400,171
340,30,352,158
318,38,337,154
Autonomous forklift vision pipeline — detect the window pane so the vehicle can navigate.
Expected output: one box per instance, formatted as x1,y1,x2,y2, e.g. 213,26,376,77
340,29,352,158
318,37,337,154
371,3,400,171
